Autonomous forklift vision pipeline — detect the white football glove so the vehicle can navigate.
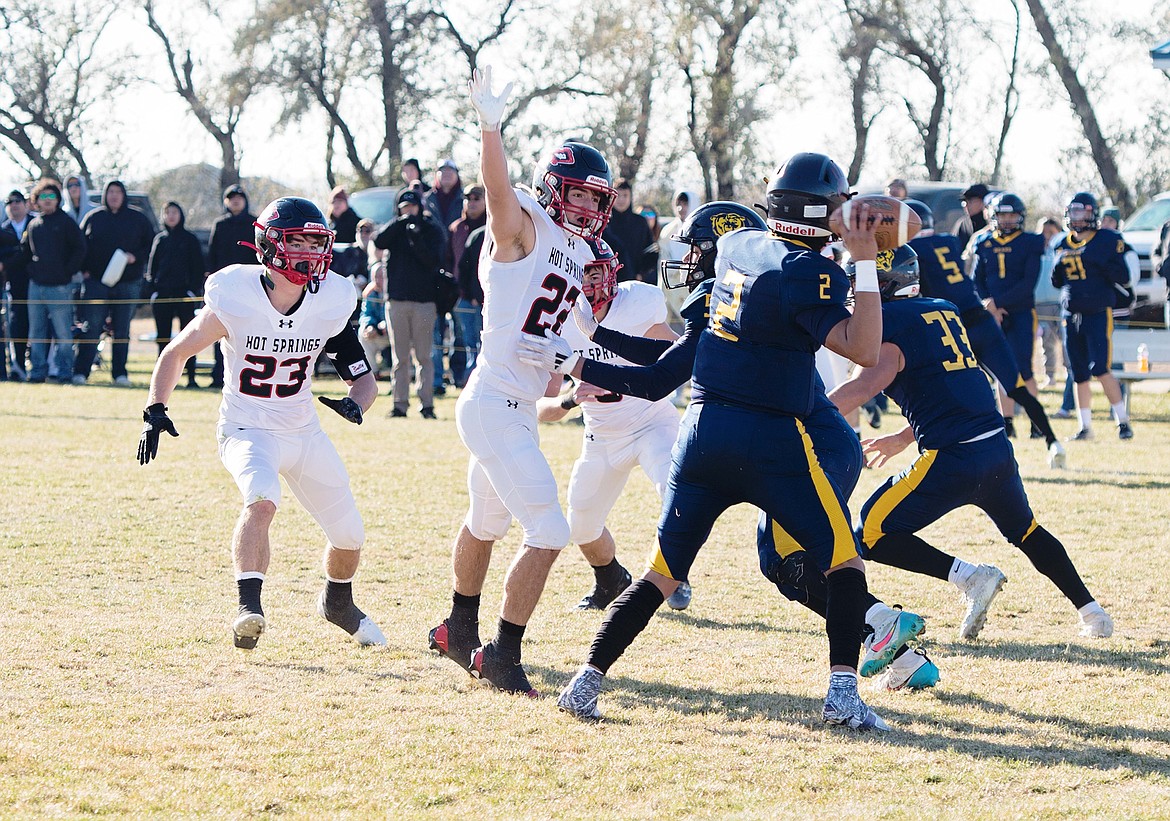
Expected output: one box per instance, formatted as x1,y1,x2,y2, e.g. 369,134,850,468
572,293,599,340
517,331,581,374
468,65,513,132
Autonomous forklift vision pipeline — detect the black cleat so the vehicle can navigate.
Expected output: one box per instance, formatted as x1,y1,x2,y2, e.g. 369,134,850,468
428,619,480,673
574,566,633,611
1003,417,1016,438
1118,422,1134,440
471,641,538,697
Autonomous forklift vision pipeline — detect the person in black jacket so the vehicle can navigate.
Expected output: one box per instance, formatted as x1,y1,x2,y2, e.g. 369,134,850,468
372,188,444,417
456,223,486,380
206,184,257,388
147,202,206,388
605,178,656,282
328,186,361,244
74,180,155,386
1,190,33,380
20,179,86,383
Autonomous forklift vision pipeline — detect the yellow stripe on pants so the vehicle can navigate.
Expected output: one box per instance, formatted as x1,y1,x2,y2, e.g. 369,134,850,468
795,419,858,568
861,449,939,548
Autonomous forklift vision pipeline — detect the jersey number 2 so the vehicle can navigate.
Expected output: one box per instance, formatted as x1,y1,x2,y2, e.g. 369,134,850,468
522,273,582,336
238,354,311,398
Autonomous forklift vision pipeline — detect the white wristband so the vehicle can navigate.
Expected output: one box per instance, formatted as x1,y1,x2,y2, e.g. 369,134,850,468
852,259,879,293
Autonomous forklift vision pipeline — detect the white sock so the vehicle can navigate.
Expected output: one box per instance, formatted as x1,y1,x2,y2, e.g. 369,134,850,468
1078,601,1105,618
235,571,265,581
325,574,355,583
1111,402,1128,424
1078,408,1092,429
864,602,895,630
829,670,859,686
948,559,978,587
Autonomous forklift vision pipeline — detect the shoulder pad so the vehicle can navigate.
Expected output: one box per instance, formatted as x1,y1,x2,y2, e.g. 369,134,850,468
203,265,257,318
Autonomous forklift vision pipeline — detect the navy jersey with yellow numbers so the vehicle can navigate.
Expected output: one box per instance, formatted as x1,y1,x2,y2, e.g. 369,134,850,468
1052,228,1129,314
972,231,1043,312
881,297,1003,449
910,233,982,315
691,230,851,417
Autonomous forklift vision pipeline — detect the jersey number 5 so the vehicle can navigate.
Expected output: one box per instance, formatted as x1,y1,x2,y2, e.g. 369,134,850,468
522,273,582,336
934,247,964,284
238,354,311,398
922,310,977,372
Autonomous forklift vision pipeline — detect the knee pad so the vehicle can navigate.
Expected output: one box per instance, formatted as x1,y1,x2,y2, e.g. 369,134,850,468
322,507,365,551
568,506,606,546
522,503,570,550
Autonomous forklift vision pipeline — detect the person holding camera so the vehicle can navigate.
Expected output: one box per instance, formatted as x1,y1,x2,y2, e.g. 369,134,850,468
372,188,444,418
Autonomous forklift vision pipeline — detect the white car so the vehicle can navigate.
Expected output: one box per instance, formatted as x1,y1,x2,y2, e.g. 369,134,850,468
1121,192,1170,327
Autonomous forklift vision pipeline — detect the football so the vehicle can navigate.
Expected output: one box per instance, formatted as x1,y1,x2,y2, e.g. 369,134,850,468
829,195,922,251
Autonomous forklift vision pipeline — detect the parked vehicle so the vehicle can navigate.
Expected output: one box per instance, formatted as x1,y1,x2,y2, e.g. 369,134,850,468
1119,193,1170,327
347,186,401,228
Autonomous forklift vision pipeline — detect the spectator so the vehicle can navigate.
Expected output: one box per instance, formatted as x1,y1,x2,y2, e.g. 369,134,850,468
642,207,661,241
449,185,486,385
206,184,257,388
424,159,465,393
953,183,990,249
19,179,85,384
358,263,390,377
657,189,701,328
1,190,33,380
1153,217,1170,283
146,201,205,389
1033,216,1064,389
329,186,361,243
73,180,154,386
885,177,909,199
372,188,444,418
1100,207,1121,231
63,173,95,225
604,178,656,282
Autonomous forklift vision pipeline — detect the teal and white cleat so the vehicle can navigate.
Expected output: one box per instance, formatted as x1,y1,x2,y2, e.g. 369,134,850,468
875,647,939,691
861,606,926,677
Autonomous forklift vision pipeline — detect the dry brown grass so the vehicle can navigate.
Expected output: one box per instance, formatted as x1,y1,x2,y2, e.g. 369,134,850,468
2,347,1170,818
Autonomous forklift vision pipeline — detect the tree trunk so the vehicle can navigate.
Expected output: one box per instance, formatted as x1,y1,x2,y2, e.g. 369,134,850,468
1023,0,1132,212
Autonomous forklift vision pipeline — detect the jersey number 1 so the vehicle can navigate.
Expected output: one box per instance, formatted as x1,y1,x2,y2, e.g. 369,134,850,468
522,273,582,336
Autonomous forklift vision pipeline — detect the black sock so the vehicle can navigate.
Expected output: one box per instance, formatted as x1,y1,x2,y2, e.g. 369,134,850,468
593,558,628,590
495,618,525,660
867,533,954,581
1003,416,1016,437
1009,386,1056,445
586,579,665,675
826,567,868,670
450,591,480,631
1014,526,1093,608
237,577,263,616
322,581,364,633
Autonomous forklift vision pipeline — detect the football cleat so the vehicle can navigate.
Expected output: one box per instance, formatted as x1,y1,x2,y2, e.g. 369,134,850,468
1047,440,1067,470
317,592,386,647
665,580,693,611
823,677,889,731
575,566,633,611
1079,608,1114,638
1067,428,1093,442
428,619,480,673
1118,422,1134,441
470,642,539,697
1003,417,1016,439
557,666,604,720
875,647,940,691
232,609,266,650
860,605,926,677
958,564,1007,640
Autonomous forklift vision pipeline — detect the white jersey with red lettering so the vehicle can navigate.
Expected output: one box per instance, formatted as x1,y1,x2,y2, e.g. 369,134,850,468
559,280,679,440
470,188,592,402
204,264,356,430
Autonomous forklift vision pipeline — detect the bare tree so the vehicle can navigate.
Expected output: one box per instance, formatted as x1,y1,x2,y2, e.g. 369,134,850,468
0,1,122,180
988,0,1023,186
836,18,883,185
1022,0,1132,212
144,2,260,191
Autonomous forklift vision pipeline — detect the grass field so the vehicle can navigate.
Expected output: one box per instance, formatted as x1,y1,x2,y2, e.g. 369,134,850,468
3,340,1170,818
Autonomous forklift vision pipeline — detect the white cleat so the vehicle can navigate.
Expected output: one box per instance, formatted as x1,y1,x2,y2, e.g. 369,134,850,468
1047,440,1067,469
958,564,1007,640
875,647,940,692
1079,608,1114,639
352,616,387,647
232,611,266,650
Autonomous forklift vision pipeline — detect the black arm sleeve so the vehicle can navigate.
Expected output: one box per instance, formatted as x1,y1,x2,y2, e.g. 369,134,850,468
591,324,672,365
578,327,699,402
323,324,371,381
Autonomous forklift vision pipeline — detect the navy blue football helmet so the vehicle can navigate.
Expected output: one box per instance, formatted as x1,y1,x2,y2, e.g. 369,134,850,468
765,153,851,246
903,199,933,231
989,192,1026,236
660,201,766,291
1064,191,1100,233
845,244,920,301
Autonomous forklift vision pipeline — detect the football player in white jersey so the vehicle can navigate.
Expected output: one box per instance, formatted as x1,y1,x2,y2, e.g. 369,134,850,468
427,66,616,696
138,197,385,651
531,240,683,612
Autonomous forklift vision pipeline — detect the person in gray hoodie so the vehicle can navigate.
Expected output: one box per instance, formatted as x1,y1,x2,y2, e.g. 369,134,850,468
63,173,96,226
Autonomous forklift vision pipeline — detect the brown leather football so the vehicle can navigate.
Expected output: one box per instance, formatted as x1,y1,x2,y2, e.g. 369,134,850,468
828,195,922,251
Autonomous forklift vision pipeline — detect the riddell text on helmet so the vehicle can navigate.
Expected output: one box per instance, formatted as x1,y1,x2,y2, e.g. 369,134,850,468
772,220,821,237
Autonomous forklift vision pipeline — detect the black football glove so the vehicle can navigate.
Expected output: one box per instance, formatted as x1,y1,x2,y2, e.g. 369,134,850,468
138,402,179,465
318,395,363,425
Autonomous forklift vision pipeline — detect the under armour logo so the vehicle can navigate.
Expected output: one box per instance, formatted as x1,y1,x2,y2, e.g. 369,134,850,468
506,400,518,409
586,433,594,441
279,319,293,328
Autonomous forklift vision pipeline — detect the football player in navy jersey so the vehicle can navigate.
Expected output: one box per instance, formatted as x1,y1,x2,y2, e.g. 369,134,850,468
906,199,1064,468
971,193,1044,436
829,247,1114,641
525,201,938,694
553,154,900,731
1052,192,1133,440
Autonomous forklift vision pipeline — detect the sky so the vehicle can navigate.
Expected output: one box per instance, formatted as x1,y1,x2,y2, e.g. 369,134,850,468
3,1,1166,218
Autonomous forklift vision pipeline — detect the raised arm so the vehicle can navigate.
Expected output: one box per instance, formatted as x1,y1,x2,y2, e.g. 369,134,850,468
469,67,533,262
823,203,882,367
